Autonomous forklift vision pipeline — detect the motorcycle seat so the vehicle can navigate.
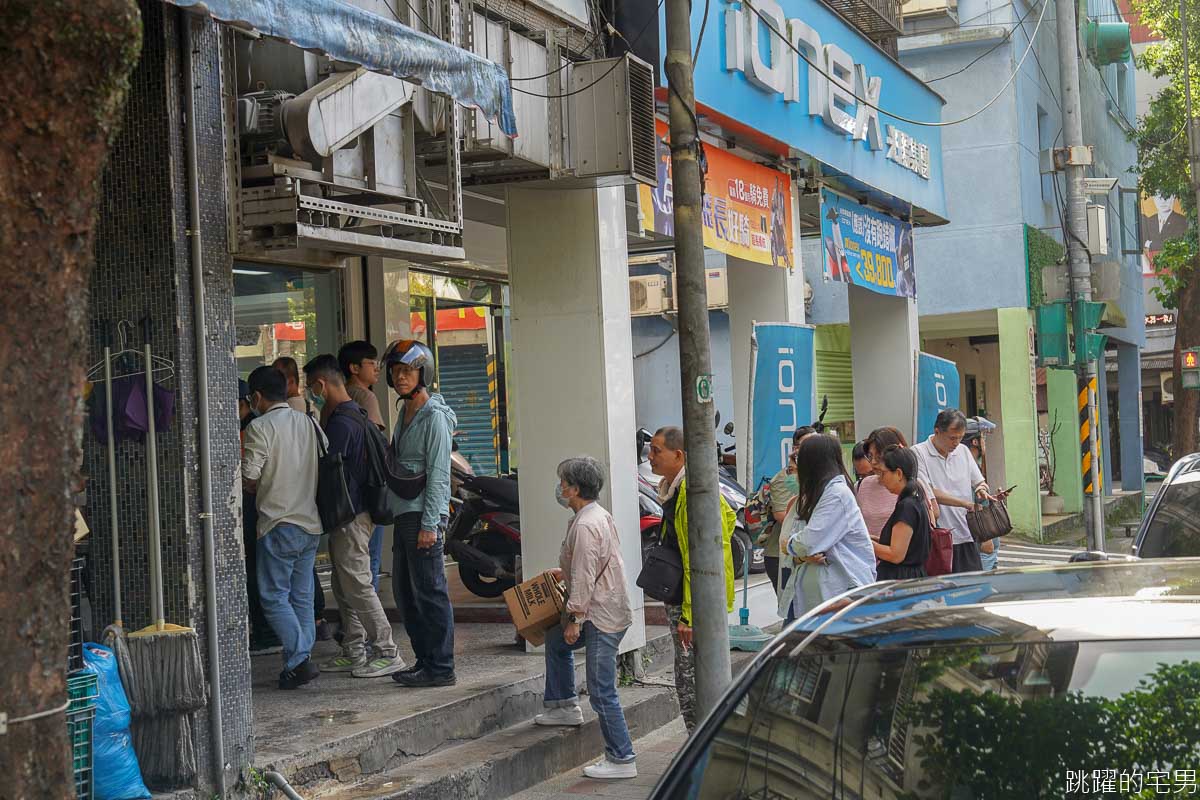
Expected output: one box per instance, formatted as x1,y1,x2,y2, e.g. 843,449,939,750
468,475,521,509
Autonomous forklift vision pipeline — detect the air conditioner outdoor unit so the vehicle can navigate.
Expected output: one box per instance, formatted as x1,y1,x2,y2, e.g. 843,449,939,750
567,53,657,186
669,267,729,310
1161,371,1175,404
630,275,668,316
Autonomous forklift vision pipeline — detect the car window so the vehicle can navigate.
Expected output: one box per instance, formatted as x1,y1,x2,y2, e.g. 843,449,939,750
1140,474,1200,558
660,640,1200,799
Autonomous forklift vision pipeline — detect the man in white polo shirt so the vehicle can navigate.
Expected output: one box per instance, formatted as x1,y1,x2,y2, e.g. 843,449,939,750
913,409,995,573
243,365,326,689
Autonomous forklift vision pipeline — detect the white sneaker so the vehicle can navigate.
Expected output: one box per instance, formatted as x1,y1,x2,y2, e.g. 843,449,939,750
353,653,406,678
322,651,367,673
534,705,584,727
583,758,637,780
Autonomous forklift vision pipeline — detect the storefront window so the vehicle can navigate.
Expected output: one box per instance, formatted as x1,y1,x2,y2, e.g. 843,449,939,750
233,264,342,379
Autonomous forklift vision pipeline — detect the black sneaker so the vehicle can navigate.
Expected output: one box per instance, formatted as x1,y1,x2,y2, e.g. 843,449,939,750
398,661,424,676
391,668,456,688
279,658,320,690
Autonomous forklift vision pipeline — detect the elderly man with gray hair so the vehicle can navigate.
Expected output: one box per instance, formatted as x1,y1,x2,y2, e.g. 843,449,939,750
535,456,637,780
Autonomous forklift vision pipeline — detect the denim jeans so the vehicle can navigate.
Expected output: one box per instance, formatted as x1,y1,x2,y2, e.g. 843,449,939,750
256,524,321,670
392,513,455,676
369,525,385,592
543,621,635,763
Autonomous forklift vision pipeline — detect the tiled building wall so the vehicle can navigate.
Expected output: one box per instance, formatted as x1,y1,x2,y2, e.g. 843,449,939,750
85,2,252,791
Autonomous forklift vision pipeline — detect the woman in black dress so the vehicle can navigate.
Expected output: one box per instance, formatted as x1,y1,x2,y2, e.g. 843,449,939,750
872,446,931,581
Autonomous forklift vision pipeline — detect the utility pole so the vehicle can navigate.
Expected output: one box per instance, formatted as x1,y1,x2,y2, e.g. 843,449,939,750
1055,0,1106,551
662,0,732,715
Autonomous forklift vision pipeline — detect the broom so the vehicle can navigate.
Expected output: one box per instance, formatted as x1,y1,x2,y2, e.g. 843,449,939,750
125,342,208,717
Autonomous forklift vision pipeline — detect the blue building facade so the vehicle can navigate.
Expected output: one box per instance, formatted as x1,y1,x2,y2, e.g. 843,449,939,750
807,0,1144,535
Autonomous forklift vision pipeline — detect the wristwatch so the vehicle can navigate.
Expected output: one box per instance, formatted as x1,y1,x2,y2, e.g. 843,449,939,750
567,613,583,625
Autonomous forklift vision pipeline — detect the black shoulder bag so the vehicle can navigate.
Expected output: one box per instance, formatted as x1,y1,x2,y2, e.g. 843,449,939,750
309,415,356,533
637,492,685,605
338,406,427,525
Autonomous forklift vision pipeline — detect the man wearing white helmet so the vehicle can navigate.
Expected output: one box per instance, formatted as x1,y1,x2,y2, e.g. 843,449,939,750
383,339,458,687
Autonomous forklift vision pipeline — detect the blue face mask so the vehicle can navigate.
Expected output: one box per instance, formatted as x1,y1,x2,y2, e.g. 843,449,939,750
307,387,326,411
784,475,799,494
555,483,571,509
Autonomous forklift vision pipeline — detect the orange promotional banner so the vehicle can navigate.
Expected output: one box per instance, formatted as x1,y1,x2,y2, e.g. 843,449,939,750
638,120,794,268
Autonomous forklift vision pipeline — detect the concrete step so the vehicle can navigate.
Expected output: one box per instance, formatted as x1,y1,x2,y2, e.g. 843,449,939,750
309,684,680,800
265,632,678,797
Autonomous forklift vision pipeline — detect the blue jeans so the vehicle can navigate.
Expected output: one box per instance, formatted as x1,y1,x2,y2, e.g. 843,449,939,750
543,621,635,763
257,524,320,670
392,513,455,676
370,525,385,592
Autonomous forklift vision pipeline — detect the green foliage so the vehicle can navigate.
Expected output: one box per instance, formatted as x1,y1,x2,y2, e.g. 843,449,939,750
901,660,1200,800
1025,225,1066,307
1132,0,1200,296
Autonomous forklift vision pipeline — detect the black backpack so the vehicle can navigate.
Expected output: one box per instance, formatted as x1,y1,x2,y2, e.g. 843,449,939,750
336,406,427,525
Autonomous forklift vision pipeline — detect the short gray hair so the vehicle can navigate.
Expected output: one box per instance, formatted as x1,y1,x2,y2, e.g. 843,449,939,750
557,456,606,501
655,425,686,453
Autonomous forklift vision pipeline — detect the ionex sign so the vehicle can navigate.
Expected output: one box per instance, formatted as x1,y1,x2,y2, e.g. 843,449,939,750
674,0,947,217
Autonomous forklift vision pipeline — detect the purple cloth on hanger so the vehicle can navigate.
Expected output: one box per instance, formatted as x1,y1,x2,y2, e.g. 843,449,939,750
90,375,176,444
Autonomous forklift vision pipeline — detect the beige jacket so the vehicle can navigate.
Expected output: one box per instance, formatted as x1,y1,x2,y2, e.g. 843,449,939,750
559,502,633,634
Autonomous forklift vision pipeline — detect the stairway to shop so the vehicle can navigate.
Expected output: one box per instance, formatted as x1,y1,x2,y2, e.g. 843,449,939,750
257,625,682,800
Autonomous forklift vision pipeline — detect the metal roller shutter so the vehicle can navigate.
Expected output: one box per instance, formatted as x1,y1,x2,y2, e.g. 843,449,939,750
815,350,855,423
437,343,499,476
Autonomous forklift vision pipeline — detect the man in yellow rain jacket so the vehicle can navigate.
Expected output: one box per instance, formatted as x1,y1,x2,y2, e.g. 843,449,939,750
648,426,736,732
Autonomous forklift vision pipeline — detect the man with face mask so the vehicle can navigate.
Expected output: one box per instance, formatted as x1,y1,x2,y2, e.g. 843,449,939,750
383,339,458,688
303,355,406,678
763,427,815,595
241,365,325,689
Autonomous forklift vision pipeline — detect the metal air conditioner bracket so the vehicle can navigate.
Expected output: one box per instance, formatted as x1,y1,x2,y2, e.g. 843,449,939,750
240,177,465,264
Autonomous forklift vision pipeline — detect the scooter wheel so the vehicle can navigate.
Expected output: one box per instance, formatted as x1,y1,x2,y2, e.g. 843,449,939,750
457,532,518,598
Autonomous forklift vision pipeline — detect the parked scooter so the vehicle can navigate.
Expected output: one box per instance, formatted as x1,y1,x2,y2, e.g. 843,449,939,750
446,472,522,598
636,473,747,580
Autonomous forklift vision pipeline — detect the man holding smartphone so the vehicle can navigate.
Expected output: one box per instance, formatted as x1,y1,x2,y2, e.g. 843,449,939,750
914,409,997,573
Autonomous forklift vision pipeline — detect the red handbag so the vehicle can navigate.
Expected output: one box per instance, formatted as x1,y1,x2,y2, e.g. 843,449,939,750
925,527,954,576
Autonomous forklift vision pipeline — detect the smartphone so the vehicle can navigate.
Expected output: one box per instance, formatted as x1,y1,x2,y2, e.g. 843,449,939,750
1001,484,1018,495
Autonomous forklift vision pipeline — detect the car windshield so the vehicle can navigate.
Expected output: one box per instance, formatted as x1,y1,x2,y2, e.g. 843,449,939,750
661,639,1200,799
1140,472,1200,558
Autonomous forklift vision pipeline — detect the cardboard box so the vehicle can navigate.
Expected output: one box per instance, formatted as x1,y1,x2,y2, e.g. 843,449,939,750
503,571,567,646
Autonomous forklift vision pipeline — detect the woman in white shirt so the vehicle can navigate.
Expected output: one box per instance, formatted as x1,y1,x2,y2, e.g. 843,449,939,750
782,434,877,619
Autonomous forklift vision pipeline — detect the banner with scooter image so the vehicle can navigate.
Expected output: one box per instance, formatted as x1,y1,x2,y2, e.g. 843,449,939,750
819,187,917,299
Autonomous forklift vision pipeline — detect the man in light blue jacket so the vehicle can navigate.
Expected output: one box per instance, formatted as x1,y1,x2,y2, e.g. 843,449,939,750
383,340,458,688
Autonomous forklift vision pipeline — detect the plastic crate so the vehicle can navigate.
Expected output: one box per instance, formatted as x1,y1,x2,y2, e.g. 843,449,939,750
66,671,97,800
69,557,84,673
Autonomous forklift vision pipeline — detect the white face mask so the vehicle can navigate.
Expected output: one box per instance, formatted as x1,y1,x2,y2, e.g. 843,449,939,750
555,483,571,509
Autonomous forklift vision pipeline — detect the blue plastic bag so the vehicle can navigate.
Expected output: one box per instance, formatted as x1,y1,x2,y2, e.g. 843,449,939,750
82,643,151,800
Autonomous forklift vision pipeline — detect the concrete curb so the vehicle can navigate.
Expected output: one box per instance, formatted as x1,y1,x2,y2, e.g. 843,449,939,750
270,630,677,795
312,685,681,800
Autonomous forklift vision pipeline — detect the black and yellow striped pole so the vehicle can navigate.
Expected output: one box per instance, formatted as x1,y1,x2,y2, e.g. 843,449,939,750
1077,377,1103,495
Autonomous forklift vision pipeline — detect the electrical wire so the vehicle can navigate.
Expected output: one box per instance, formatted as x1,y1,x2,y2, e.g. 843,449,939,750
693,0,711,65
512,0,665,98
742,0,1051,127
925,0,1044,82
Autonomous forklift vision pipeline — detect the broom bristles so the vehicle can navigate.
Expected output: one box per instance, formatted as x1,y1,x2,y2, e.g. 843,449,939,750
125,630,208,715
132,712,197,789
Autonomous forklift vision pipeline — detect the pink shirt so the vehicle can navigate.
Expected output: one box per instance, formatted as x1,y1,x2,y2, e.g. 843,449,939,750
559,502,633,634
856,475,898,540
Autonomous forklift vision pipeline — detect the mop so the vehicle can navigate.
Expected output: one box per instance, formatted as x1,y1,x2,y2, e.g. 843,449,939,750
125,342,207,736
99,343,137,693
728,542,772,652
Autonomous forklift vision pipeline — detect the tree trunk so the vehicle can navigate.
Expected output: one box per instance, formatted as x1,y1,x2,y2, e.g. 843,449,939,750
1174,262,1200,458
0,2,140,796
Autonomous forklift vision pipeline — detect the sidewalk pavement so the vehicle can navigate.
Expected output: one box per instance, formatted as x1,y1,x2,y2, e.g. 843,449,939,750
508,718,689,799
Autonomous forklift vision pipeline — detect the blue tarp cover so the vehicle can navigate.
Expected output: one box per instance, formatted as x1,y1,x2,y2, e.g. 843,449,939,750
165,0,517,136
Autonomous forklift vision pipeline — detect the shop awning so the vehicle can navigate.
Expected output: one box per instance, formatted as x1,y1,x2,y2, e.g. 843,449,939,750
164,0,517,137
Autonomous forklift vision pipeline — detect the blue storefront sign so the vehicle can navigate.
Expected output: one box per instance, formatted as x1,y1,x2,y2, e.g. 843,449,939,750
666,0,946,219
819,188,915,298
748,323,815,493
916,352,960,441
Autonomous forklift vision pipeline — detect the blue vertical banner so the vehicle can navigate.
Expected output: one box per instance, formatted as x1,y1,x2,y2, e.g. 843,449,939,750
916,353,961,442
748,323,816,494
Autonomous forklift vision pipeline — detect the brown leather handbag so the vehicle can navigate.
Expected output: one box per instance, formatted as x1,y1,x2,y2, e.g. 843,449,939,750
967,498,1013,543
